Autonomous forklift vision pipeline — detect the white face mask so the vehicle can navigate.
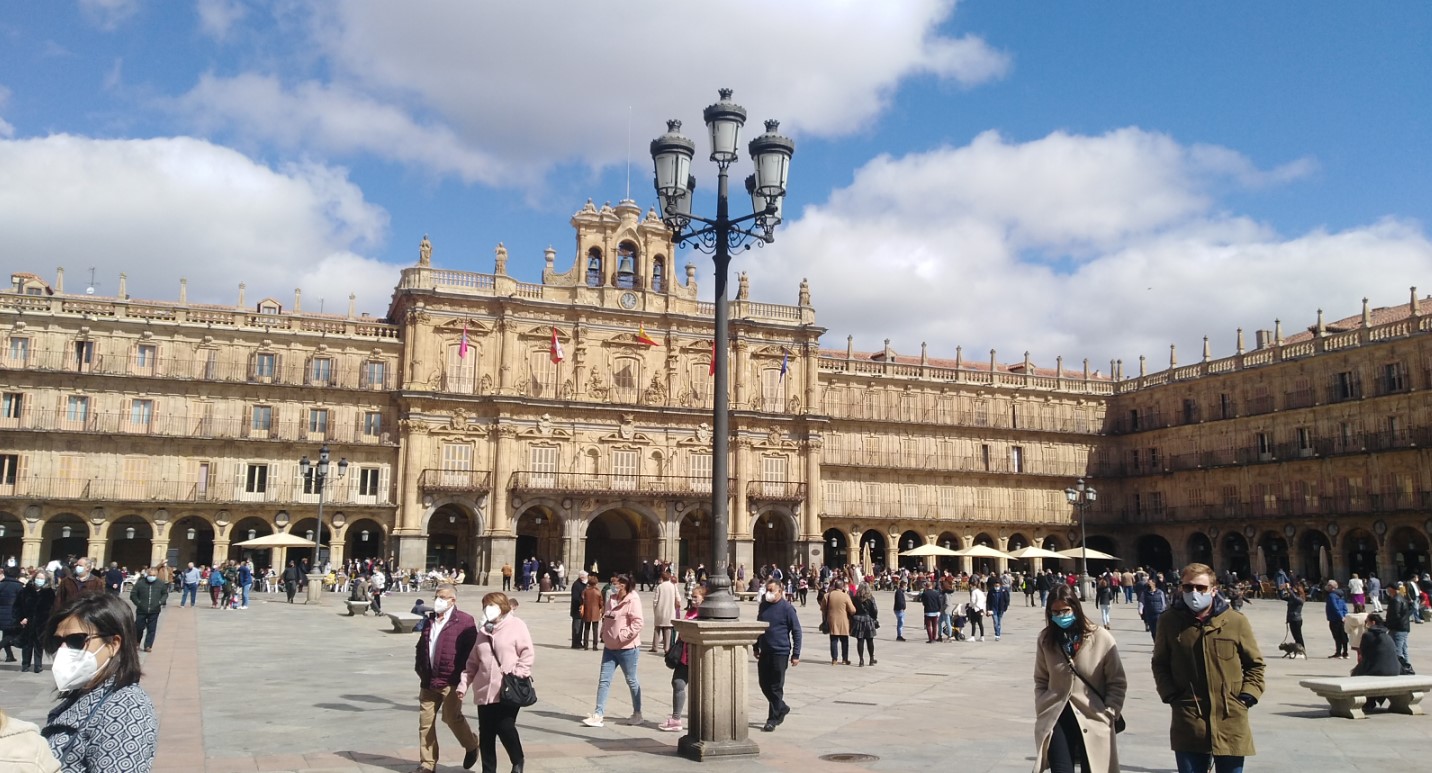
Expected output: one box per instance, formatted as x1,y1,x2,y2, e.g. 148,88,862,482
764,591,778,603
34,577,47,586
433,597,452,615
483,604,501,623
52,645,100,692
74,566,89,577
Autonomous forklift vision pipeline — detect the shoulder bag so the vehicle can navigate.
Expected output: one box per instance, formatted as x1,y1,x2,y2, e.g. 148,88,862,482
487,635,537,708
1064,651,1125,733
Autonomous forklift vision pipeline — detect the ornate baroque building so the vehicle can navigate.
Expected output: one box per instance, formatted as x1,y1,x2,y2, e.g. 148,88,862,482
2,198,1428,583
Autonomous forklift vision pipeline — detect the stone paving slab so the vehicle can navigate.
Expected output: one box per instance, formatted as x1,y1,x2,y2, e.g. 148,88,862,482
5,588,1432,771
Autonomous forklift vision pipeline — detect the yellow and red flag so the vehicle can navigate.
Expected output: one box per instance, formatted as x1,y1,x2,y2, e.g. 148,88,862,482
636,324,658,347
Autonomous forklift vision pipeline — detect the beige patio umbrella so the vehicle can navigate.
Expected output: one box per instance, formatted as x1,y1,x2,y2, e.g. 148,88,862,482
898,543,961,557
1319,545,1330,580
1006,546,1070,561
952,544,1016,560
1058,546,1119,561
233,532,319,548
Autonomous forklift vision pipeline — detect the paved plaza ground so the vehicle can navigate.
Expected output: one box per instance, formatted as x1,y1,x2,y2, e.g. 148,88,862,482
4,586,1432,772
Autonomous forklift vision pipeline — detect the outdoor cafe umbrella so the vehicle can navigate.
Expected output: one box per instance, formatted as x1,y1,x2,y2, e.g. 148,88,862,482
898,543,961,557
1006,546,1070,561
1057,546,1120,561
233,532,320,549
952,543,1014,573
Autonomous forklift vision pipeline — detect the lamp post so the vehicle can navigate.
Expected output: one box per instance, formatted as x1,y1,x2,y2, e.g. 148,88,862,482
651,89,794,622
299,444,347,603
1064,478,1097,601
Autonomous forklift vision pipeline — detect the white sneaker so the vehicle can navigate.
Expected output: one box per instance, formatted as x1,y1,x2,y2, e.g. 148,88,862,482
624,712,644,726
995,635,1000,641
581,714,605,727
978,636,984,642
240,606,248,610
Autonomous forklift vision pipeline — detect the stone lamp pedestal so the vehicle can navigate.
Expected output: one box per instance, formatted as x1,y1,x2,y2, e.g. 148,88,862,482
673,618,769,762
305,572,325,604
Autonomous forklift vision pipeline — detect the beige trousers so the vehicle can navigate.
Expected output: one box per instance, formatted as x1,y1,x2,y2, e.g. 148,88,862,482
418,685,478,770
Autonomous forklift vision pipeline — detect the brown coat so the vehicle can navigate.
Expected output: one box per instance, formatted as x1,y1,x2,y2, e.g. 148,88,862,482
1151,598,1265,757
1033,625,1126,773
821,587,856,636
581,585,603,622
54,574,104,609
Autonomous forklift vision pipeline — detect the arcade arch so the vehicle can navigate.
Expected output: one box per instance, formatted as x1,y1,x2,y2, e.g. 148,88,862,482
753,510,796,572
106,516,153,570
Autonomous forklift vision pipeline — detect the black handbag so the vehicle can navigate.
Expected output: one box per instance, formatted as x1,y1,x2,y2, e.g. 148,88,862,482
665,639,685,669
1065,653,1125,733
488,637,537,708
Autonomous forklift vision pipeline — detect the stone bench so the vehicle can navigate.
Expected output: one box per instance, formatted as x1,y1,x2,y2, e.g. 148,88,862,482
386,612,423,633
734,591,759,602
345,600,371,616
1299,675,1432,719
535,591,560,603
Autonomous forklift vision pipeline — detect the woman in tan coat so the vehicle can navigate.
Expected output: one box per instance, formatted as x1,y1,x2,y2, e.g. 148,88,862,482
1033,584,1126,773
580,574,604,650
821,580,856,665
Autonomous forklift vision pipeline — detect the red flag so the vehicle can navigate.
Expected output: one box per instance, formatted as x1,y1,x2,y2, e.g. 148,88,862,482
636,324,658,347
550,327,565,364
458,322,469,359
708,340,716,376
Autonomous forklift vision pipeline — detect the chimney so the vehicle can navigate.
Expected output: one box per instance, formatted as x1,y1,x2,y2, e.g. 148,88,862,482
1412,286,1421,317
1169,344,1177,368
238,283,246,308
55,267,65,294
1202,336,1211,362
920,342,928,366
1362,297,1371,327
1275,319,1284,344
294,288,302,313
1255,330,1271,349
1236,328,1245,354
118,273,128,300
845,334,854,359
176,277,184,305
1138,355,1146,377
955,345,963,369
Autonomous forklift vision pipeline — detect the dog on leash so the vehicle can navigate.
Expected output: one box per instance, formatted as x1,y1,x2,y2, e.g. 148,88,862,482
1277,641,1306,659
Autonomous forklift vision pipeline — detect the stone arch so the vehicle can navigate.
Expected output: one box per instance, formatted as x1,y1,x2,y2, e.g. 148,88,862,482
585,246,603,287
678,507,713,574
822,527,850,569
427,502,482,577
345,518,388,563
897,529,924,570
1297,529,1331,582
1186,532,1214,569
752,507,797,571
583,505,660,577
615,239,639,288
1221,532,1251,579
513,500,564,568
168,515,216,568
1256,531,1290,577
227,516,276,567
105,515,154,571
651,254,667,293
1342,527,1379,581
967,532,998,574
857,530,887,574
1136,534,1174,574
0,510,22,562
1390,526,1430,582
1083,535,1120,575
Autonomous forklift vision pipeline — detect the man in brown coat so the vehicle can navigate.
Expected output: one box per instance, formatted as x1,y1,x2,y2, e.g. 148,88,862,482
54,557,104,608
821,581,856,665
1152,562,1265,773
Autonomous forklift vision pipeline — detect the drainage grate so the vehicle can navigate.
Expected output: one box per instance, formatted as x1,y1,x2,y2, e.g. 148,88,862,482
820,753,880,763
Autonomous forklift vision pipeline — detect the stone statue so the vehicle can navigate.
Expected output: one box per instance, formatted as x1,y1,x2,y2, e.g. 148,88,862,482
495,242,509,275
737,271,750,300
799,277,811,306
419,234,432,266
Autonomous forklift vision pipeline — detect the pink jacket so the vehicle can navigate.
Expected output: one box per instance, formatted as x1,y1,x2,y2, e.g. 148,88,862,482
601,591,644,650
457,614,534,706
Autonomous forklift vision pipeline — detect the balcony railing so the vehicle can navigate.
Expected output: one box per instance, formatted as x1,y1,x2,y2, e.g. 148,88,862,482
508,471,720,498
0,408,393,446
821,403,1103,435
821,449,1090,478
418,469,493,494
0,349,396,391
745,480,807,502
0,476,392,505
1157,491,1432,522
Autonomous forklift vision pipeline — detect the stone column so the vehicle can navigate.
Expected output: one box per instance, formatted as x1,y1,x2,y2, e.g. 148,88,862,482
212,541,230,567
150,540,169,568
21,537,42,568
674,619,769,761
87,535,107,565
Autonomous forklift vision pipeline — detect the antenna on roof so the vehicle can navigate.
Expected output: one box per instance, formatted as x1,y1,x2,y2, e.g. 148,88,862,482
85,267,99,295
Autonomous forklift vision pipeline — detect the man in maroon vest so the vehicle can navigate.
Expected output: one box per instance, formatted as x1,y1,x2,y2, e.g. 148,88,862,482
414,583,479,772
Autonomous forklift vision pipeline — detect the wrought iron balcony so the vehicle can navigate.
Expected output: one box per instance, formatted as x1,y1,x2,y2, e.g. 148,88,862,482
418,469,493,494
745,480,807,502
507,471,721,498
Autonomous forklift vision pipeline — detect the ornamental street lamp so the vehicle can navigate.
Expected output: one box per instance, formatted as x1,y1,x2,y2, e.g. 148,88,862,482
1064,478,1098,601
299,444,347,603
652,89,794,622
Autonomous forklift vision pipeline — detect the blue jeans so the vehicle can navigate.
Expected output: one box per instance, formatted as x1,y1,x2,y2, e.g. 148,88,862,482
181,584,197,607
595,647,641,716
894,609,905,639
938,612,952,638
1393,630,1410,665
1175,752,1244,773
1124,586,1134,603
991,611,1003,637
240,583,252,607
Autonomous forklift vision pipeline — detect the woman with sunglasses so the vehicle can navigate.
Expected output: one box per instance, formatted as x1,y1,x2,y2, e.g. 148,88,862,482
1032,584,1126,773
40,593,158,771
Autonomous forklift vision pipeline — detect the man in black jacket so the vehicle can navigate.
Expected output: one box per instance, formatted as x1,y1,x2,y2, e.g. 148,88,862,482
754,580,801,732
0,565,24,661
129,567,169,651
570,569,588,648
1385,586,1414,670
893,582,907,641
918,582,943,643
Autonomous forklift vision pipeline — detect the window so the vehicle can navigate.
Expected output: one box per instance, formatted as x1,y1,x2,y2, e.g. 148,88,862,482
440,442,474,487
1,393,21,420
938,486,956,514
129,399,154,427
6,337,29,364
195,462,211,497
1182,399,1198,424
585,248,603,287
1149,491,1165,517
251,405,273,432
447,345,476,393
824,481,841,511
361,360,387,389
309,357,333,386
66,395,89,423
363,411,383,437
529,445,558,487
527,350,556,398
980,444,991,471
612,449,638,489
134,344,157,373
1219,393,1233,420
1382,362,1408,394
761,368,783,413
1256,432,1272,459
761,455,788,497
0,454,18,486
199,349,218,380
1010,446,1024,474
1148,447,1161,471
1296,427,1313,453
613,358,639,403
254,352,277,380
308,408,329,435
73,340,93,369
1128,409,1141,431
689,452,712,492
1333,370,1360,401
245,464,268,493
359,467,382,497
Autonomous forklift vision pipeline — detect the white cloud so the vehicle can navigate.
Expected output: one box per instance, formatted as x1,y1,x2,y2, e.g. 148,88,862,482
0,135,400,315
196,0,247,41
741,128,1432,367
79,0,140,31
174,0,1008,185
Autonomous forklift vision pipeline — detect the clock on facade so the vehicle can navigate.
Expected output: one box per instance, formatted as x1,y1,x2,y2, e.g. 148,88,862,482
619,291,638,309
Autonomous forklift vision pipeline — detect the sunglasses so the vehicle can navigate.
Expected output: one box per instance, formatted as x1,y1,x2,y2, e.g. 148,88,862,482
51,633,106,651
1180,583,1211,593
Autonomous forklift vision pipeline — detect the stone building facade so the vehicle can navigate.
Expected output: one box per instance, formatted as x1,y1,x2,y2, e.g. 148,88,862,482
2,199,1428,584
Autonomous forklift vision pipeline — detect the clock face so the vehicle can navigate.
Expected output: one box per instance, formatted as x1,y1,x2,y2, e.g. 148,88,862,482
619,291,638,310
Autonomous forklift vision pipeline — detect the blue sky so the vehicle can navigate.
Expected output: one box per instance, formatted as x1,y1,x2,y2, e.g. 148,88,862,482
2,1,1430,367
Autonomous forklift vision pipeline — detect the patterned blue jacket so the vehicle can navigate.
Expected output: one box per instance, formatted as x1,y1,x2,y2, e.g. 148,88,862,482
43,678,158,772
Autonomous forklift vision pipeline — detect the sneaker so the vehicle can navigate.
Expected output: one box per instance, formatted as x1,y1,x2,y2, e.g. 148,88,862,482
581,714,605,727
658,717,683,732
995,636,1001,642
241,606,248,610
978,636,984,642
624,712,644,726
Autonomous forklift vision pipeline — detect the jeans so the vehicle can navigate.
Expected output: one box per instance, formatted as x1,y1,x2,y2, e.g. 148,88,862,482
1046,703,1088,773
135,611,160,649
1393,630,1410,665
595,647,641,716
894,609,905,638
240,582,251,607
938,612,952,638
1124,586,1135,604
828,635,849,662
757,653,790,721
571,616,584,648
1175,751,1244,773
181,583,197,607
924,614,939,641
1100,603,1111,626
991,611,1003,638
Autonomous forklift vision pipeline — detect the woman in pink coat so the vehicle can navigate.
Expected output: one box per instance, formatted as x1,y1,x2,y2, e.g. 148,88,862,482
457,592,534,773
581,573,644,728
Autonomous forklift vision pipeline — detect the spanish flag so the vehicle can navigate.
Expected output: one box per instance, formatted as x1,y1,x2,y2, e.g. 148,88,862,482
549,327,565,364
708,340,716,376
636,324,659,347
